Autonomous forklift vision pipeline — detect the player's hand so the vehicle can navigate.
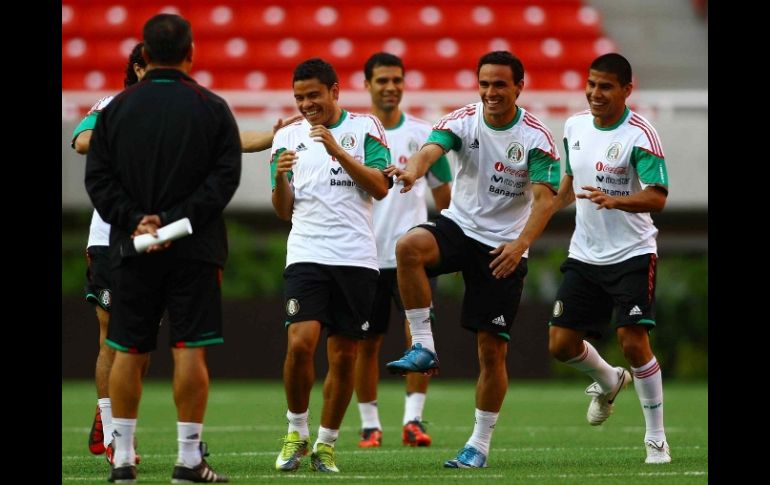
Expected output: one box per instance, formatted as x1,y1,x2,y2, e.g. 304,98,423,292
272,114,303,134
309,125,342,157
132,215,172,253
489,240,526,279
274,150,298,181
384,164,417,193
576,185,618,210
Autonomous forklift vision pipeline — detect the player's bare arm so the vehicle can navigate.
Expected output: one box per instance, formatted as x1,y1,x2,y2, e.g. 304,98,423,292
489,183,555,279
552,175,576,214
384,143,444,193
309,124,389,200
577,185,667,212
240,115,303,153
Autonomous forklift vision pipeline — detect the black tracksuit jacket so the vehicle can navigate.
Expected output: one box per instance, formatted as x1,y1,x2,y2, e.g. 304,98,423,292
85,68,242,268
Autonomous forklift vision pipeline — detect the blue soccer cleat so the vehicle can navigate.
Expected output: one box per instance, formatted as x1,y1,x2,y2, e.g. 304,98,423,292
443,445,488,468
385,343,439,375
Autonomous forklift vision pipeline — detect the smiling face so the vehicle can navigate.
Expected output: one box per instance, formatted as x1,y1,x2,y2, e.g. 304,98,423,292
478,63,522,126
365,65,404,114
585,69,632,127
293,77,340,126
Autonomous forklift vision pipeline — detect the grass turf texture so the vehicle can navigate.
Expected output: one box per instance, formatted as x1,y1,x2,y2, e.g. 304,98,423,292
63,380,707,483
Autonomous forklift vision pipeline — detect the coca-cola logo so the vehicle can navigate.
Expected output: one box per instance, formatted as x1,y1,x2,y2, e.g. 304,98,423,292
494,162,527,177
594,161,627,175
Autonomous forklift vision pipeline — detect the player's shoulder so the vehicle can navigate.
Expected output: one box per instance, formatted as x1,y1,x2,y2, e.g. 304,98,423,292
564,109,592,128
276,118,306,136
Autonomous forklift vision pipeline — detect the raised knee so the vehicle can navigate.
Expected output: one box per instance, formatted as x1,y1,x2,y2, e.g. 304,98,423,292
396,236,424,267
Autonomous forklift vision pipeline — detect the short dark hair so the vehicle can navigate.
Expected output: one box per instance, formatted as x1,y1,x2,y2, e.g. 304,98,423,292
477,51,524,84
142,14,192,65
124,42,147,87
293,58,338,88
590,53,632,86
364,52,404,81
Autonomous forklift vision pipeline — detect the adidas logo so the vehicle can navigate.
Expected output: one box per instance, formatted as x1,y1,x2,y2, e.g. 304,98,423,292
571,140,580,150
491,315,506,326
629,305,642,316
469,138,479,149
295,143,308,152
361,321,370,331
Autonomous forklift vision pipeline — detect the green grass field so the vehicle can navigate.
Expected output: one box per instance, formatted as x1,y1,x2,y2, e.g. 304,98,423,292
63,379,707,483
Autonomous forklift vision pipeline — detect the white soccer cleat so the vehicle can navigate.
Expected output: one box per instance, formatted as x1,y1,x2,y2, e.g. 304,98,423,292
585,366,632,426
644,440,671,464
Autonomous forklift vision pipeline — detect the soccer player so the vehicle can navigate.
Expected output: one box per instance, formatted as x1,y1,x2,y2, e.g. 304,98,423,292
547,53,671,464
271,57,391,473
384,51,560,468
354,52,452,449
71,42,146,460
85,14,239,482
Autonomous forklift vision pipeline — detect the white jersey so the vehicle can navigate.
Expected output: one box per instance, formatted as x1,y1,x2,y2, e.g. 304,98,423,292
373,113,452,268
271,110,390,271
564,107,669,265
72,95,115,248
428,102,560,252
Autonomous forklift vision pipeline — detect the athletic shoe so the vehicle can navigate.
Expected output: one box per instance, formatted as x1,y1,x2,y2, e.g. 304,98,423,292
89,404,105,455
108,465,137,483
358,428,382,448
310,443,339,472
385,343,439,375
402,420,431,447
585,366,632,426
644,440,671,464
105,439,141,465
275,431,309,471
443,445,487,468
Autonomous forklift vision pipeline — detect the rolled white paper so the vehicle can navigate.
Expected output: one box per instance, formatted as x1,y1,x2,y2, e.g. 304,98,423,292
133,217,193,253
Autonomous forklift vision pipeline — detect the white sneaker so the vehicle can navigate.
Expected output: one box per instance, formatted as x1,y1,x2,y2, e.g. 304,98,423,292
585,366,632,426
644,440,671,463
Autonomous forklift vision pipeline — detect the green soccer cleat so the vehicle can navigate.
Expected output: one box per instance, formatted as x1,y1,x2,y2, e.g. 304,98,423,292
310,443,339,472
275,431,309,472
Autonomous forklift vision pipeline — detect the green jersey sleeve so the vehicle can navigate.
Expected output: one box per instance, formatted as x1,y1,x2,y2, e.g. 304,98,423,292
632,147,668,190
425,129,462,152
364,134,390,169
71,112,98,148
528,148,560,192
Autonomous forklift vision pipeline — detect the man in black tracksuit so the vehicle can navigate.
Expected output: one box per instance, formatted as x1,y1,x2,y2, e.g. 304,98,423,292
85,13,239,483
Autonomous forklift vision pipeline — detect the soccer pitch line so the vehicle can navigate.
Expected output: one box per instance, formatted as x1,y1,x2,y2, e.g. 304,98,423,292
62,445,705,461
62,424,701,434
63,471,706,481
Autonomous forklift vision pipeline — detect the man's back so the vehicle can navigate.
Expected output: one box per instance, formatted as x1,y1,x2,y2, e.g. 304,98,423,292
86,68,241,267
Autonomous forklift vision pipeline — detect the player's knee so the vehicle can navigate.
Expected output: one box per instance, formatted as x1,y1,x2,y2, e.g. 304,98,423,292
286,338,316,362
396,234,426,267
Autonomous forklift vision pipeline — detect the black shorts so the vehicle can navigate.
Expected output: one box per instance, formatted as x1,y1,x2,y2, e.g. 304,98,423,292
106,255,224,353
549,254,658,339
85,245,112,311
368,268,437,335
283,263,378,339
417,215,527,341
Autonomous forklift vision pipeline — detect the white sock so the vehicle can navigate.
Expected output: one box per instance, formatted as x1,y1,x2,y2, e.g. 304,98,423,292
405,308,435,353
286,409,310,439
466,408,498,456
314,426,339,450
403,392,426,425
177,422,203,468
358,401,381,430
631,356,667,442
98,398,114,447
565,341,618,393
111,418,137,467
